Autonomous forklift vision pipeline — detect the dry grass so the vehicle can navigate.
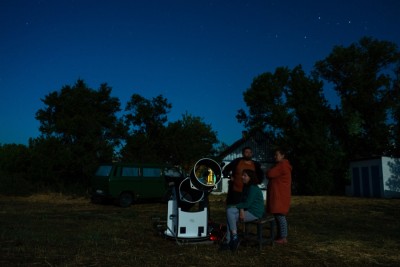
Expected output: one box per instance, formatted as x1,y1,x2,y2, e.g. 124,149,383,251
0,193,399,267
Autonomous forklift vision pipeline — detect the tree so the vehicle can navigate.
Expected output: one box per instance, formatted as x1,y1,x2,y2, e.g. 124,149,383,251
0,143,32,195
0,144,30,175
28,136,72,189
121,94,172,163
285,67,340,194
121,94,219,168
164,113,218,171
237,67,291,137
389,66,400,156
237,66,338,194
34,79,125,188
314,37,400,158
124,94,171,136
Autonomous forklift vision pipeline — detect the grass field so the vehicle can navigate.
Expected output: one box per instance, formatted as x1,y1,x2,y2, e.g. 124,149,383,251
0,193,399,267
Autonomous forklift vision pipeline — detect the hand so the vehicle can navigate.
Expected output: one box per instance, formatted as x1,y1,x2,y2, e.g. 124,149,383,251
239,209,245,221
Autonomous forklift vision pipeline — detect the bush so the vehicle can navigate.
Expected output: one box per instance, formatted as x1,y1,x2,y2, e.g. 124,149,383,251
0,171,34,196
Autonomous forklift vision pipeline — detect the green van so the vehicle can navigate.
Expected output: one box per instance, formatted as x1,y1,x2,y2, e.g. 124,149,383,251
90,163,171,207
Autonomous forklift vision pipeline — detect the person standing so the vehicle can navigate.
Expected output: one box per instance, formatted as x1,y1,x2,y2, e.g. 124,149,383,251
266,148,292,244
223,146,264,206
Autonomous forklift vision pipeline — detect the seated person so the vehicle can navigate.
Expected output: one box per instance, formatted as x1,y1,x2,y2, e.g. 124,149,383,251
221,169,265,251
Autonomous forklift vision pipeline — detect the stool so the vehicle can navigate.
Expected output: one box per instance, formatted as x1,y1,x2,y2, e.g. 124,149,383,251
243,215,276,250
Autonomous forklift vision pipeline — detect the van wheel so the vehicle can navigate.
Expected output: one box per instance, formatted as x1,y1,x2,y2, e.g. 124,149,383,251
119,192,134,208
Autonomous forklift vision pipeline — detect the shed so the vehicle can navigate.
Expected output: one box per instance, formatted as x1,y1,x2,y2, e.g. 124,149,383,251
348,156,400,198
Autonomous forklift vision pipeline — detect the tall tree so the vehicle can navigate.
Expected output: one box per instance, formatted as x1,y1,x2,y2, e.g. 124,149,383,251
34,79,125,187
314,37,400,158
124,94,171,136
164,113,218,171
285,66,340,194
122,94,172,163
237,67,291,137
237,66,338,194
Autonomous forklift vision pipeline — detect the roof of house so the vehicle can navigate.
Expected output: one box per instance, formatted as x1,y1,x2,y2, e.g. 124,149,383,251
219,131,274,163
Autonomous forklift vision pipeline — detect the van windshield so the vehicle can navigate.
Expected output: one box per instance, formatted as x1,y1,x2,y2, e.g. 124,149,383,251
95,165,112,176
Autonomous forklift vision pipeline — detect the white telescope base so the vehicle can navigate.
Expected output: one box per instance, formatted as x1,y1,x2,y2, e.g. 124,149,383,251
164,199,209,241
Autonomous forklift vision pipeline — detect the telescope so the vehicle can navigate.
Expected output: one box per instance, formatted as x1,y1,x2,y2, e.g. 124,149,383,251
164,158,222,241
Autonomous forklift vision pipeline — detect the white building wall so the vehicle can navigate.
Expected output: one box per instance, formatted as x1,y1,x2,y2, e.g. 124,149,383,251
349,157,400,198
381,157,400,198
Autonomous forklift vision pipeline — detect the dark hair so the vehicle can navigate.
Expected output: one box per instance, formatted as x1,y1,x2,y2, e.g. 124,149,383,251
242,146,252,154
242,169,258,185
275,148,286,157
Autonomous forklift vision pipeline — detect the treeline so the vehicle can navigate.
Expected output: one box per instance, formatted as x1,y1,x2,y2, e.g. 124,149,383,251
0,81,220,195
0,36,399,196
238,37,400,194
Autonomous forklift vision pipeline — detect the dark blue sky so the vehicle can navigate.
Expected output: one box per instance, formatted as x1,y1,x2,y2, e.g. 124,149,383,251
1,0,399,146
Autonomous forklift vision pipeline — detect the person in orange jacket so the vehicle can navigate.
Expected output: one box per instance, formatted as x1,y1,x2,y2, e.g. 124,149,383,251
223,146,264,206
266,148,292,244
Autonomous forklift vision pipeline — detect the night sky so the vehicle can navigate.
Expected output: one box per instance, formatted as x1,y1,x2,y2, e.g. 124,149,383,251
1,0,399,146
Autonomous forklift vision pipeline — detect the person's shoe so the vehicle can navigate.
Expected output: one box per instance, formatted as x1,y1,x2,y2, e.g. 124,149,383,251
229,238,240,252
274,238,288,244
219,242,230,251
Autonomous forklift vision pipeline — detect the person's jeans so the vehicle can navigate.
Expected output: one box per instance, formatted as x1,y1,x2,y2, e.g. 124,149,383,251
225,207,258,242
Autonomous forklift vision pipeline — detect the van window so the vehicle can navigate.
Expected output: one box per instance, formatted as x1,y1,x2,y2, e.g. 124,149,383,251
122,167,140,177
96,165,112,176
143,167,162,177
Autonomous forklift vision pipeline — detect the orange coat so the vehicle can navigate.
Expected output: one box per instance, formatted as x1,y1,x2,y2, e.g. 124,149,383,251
266,159,292,215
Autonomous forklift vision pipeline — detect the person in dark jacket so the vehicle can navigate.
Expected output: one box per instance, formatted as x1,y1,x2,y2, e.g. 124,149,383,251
222,146,264,206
